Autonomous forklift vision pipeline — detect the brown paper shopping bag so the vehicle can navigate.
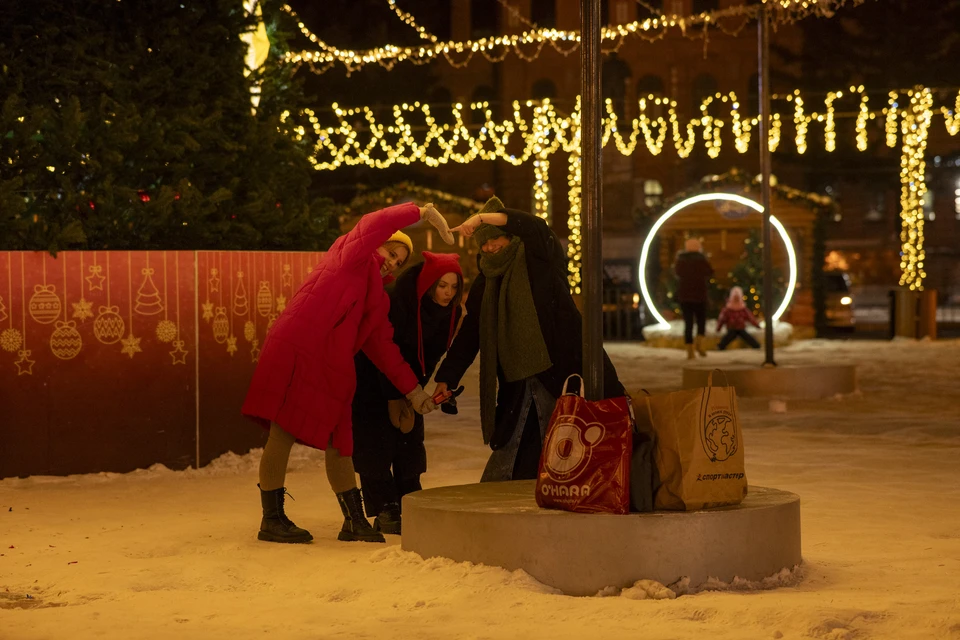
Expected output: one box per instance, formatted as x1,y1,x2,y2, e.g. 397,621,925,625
633,372,747,510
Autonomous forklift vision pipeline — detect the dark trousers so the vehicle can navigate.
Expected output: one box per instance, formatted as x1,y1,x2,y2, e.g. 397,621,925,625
680,302,707,344
512,403,544,481
359,467,422,517
718,329,761,350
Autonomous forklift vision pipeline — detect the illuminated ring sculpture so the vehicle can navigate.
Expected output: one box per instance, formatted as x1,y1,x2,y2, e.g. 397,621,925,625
639,193,798,329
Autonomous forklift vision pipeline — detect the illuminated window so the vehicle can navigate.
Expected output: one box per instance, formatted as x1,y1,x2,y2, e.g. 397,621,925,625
644,180,663,208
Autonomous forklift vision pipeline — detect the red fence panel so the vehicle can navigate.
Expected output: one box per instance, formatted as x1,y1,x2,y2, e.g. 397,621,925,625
0,250,323,478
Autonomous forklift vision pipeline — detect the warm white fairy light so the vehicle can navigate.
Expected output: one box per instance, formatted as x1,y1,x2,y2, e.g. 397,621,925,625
280,0,865,75
280,87,959,290
898,88,933,290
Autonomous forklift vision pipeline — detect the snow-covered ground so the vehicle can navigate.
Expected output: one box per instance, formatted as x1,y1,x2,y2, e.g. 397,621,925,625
2,340,959,640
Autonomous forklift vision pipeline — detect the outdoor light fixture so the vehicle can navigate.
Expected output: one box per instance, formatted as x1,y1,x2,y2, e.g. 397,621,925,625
637,193,798,329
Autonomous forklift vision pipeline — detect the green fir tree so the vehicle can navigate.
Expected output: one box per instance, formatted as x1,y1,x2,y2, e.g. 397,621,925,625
0,0,339,253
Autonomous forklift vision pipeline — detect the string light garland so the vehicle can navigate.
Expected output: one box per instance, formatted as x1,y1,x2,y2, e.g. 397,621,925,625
280,87,958,290
386,0,438,43
280,0,867,75
898,88,933,290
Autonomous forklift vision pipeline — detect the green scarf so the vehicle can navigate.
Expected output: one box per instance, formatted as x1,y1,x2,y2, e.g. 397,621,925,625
478,236,552,444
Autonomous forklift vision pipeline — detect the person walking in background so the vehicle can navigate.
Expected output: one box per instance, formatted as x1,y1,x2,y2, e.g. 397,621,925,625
242,203,453,545
674,237,714,359
352,251,464,535
716,286,761,350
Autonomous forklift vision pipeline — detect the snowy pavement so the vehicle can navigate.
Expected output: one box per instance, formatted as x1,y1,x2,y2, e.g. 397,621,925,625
2,340,959,639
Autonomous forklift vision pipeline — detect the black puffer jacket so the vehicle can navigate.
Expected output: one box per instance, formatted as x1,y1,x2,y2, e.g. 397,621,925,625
352,262,463,474
435,208,624,450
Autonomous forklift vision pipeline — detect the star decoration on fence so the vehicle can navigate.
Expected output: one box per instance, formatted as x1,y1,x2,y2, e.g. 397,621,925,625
169,340,188,365
86,265,105,291
276,294,287,313
72,298,94,322
15,349,35,375
226,336,237,356
121,334,142,358
202,301,214,322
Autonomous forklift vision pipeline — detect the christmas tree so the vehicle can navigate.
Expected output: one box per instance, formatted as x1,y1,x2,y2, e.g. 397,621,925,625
0,0,340,253
727,230,785,319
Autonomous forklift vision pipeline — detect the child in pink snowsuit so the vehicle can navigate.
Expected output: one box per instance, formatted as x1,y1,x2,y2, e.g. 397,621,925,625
716,286,761,350
242,202,452,544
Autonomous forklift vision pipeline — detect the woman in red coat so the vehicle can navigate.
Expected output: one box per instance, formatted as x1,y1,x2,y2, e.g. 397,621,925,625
242,202,453,544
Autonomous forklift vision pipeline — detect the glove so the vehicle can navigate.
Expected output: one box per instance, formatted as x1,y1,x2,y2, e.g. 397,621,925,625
420,203,454,245
406,384,437,415
387,398,417,433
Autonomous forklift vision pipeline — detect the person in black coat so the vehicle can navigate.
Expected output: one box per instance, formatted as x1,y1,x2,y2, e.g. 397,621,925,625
434,198,624,483
352,251,464,535
674,237,714,359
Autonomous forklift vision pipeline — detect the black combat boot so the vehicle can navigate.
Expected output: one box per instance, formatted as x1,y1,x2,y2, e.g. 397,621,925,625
336,488,385,543
257,484,313,544
374,503,402,535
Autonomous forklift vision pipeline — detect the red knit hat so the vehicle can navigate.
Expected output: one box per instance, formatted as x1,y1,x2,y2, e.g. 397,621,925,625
415,251,463,376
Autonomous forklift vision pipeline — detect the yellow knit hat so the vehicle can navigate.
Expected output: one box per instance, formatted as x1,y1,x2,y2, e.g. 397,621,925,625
386,230,414,256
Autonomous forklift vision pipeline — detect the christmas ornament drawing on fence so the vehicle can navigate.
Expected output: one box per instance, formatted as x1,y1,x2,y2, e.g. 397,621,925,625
282,263,292,288
13,253,33,375
29,255,61,324
120,252,142,359
50,254,82,360
209,267,220,293
72,253,94,322
226,254,238,356
93,254,125,345
0,328,21,353
30,284,61,324
276,293,287,313
155,253,177,343
0,292,7,324
51,321,82,360
2,253,23,354
15,349,34,375
213,307,229,343
233,270,249,317
251,337,260,363
135,253,164,316
95,306,125,344
267,313,277,332
169,254,188,365
257,281,273,317
85,254,105,291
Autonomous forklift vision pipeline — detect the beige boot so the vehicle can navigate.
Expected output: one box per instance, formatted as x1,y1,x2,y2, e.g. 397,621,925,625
686,344,696,359
695,335,708,357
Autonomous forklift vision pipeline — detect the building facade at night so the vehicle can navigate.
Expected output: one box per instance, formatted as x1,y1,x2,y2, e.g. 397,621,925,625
411,0,960,303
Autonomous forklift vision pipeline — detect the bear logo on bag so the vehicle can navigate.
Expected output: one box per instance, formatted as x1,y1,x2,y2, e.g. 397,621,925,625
542,415,605,483
702,409,738,462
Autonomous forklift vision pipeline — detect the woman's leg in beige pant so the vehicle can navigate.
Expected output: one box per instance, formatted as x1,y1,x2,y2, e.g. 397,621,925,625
324,437,358,494
259,423,296,491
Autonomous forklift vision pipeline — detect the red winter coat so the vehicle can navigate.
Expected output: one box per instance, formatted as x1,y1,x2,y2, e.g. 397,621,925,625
241,203,421,455
716,305,760,331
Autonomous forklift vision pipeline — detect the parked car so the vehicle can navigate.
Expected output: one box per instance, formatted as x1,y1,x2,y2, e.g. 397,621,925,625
823,271,855,329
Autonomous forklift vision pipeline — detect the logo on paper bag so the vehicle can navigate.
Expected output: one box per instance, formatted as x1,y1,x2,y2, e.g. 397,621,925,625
702,409,738,462
542,415,604,483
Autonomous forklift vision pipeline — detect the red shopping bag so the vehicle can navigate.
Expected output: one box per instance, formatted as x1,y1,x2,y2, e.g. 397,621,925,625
535,375,633,515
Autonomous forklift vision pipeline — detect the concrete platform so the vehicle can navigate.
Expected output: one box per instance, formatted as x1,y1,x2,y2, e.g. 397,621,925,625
683,363,857,399
402,481,801,596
